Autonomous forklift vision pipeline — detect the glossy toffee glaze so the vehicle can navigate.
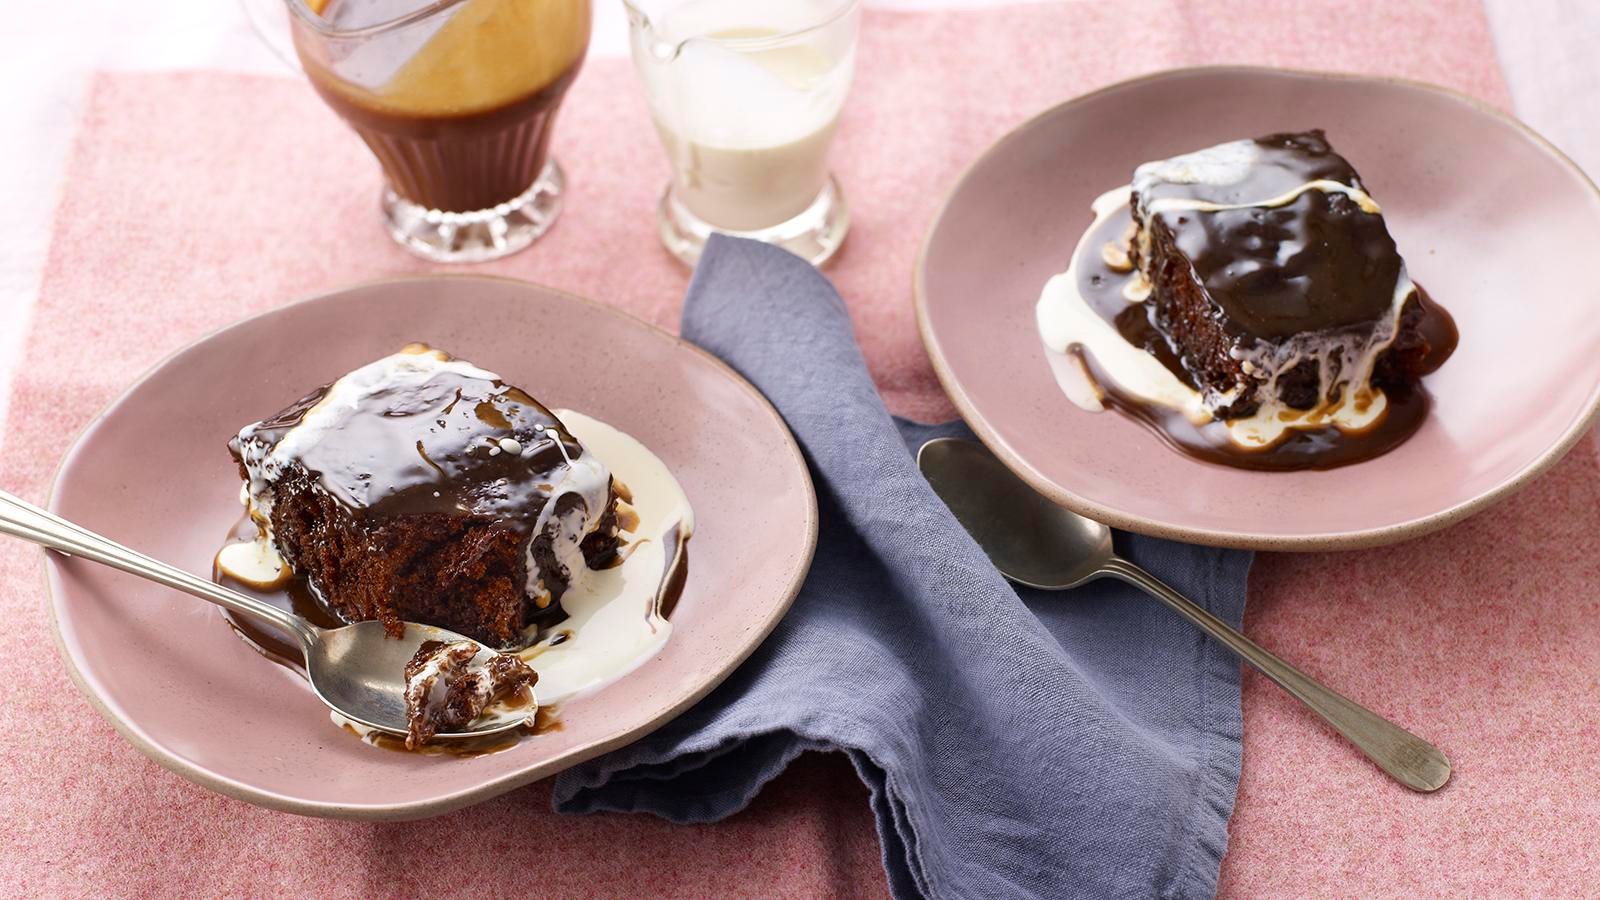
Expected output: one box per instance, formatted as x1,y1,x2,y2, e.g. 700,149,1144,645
1132,131,1401,339
1062,199,1457,470
229,346,597,531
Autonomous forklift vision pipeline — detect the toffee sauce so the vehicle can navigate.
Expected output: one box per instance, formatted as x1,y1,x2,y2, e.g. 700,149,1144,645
1071,203,1458,471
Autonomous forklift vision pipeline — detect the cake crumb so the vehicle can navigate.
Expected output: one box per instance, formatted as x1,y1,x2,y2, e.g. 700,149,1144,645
403,640,537,749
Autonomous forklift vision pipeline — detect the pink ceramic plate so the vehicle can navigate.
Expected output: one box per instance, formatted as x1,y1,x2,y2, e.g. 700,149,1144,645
45,276,816,819
916,66,1600,550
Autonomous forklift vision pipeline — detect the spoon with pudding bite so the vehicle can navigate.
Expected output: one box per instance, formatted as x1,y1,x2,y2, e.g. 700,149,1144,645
916,438,1451,793
0,488,533,743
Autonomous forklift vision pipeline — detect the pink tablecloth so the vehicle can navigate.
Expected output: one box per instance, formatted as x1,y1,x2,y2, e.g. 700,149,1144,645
3,2,1596,896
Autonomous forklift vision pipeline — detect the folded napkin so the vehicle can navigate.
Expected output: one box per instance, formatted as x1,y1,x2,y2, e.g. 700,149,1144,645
554,235,1253,899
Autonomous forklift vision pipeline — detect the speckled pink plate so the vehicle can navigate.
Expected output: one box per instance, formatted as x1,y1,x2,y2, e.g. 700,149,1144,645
916,66,1600,550
45,276,816,819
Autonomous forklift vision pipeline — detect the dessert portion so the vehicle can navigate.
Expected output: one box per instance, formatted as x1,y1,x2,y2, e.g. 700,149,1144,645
226,344,621,647
1036,130,1456,469
214,346,696,751
403,640,537,749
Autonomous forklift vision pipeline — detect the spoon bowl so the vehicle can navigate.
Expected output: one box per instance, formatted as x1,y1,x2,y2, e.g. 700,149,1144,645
304,620,531,740
917,437,1109,589
0,489,530,742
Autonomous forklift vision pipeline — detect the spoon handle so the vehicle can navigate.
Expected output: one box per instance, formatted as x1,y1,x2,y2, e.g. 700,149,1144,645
0,489,320,651
1102,555,1450,793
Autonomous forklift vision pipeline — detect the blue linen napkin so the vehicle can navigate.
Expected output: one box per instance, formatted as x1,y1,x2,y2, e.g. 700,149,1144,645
553,235,1253,899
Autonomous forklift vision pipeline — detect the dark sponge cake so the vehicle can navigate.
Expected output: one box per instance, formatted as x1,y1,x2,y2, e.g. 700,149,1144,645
1128,130,1440,420
229,344,620,648
403,640,537,748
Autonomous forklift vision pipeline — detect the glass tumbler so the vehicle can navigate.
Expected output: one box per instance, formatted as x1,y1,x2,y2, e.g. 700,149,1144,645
252,0,592,262
625,0,860,266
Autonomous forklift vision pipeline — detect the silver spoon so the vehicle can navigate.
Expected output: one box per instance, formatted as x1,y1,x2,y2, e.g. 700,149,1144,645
917,438,1450,793
0,489,531,742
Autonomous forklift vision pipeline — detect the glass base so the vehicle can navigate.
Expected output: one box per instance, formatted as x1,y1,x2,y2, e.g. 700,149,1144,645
382,159,565,263
656,174,850,268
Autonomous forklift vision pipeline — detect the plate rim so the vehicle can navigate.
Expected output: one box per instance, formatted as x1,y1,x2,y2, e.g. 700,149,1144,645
913,64,1600,551
43,273,819,820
